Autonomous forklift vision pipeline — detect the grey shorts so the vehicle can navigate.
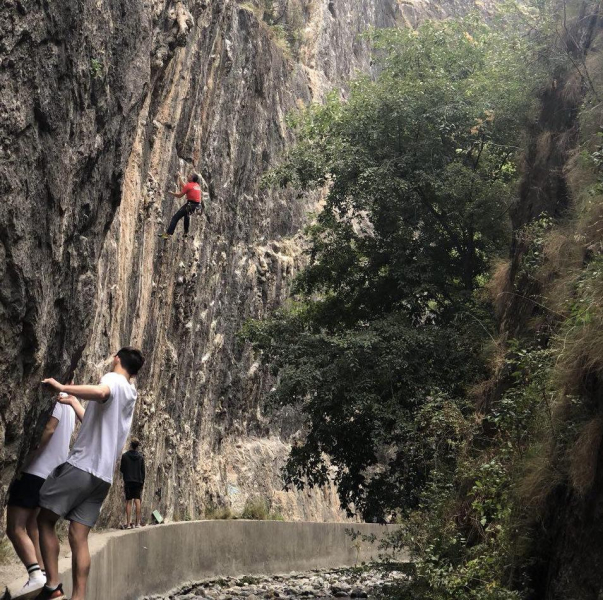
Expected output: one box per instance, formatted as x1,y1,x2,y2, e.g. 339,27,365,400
39,463,111,528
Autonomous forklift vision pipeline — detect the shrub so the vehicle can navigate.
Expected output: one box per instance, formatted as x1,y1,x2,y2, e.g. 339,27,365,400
241,498,284,520
204,504,234,520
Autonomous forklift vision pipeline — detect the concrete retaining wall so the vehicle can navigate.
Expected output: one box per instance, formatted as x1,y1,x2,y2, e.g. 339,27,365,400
57,521,396,599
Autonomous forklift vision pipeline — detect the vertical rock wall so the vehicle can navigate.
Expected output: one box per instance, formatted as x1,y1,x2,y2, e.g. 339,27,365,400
0,0,152,522
86,0,407,525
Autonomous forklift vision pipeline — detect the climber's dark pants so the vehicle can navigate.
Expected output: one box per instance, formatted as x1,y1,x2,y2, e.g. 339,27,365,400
167,201,199,235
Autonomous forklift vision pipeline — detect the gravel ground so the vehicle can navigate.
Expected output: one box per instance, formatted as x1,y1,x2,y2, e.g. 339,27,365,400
144,567,409,600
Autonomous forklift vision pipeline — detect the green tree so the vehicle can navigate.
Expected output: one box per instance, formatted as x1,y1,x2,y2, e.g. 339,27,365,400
247,16,541,520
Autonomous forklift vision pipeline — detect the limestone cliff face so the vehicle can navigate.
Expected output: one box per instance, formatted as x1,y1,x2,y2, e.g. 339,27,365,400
0,0,487,526
82,0,408,525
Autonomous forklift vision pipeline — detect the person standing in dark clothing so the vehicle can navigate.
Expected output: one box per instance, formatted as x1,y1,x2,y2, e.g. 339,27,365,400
120,439,145,529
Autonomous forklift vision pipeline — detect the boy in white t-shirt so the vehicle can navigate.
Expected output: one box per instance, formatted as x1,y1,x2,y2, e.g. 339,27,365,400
6,393,83,596
35,346,144,600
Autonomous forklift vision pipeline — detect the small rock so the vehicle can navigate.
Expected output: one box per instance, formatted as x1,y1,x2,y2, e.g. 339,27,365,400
331,587,351,595
350,590,368,599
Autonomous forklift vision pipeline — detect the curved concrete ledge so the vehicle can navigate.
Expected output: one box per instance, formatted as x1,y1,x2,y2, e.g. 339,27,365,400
8,521,398,599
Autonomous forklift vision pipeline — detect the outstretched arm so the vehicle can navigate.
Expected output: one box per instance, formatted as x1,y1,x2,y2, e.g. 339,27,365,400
58,393,86,422
168,190,186,198
42,378,110,403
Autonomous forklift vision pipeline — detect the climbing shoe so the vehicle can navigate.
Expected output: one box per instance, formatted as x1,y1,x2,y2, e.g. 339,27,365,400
33,583,65,599
157,233,171,240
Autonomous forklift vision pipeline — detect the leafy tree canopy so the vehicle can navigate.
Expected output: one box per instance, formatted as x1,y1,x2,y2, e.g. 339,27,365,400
247,15,542,520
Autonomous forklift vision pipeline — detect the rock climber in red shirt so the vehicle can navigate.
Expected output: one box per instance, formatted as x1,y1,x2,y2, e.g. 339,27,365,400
158,172,207,239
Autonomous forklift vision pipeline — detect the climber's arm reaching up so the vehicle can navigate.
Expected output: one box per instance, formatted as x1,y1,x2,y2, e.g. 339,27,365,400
168,173,188,198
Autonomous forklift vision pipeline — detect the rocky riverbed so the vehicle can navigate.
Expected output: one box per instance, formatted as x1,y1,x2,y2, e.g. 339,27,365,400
145,568,408,600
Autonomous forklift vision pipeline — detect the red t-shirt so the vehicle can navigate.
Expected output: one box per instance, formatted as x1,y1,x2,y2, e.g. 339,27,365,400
181,182,201,202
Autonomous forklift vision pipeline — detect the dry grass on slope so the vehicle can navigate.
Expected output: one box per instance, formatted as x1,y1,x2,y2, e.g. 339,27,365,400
529,63,603,498
486,33,603,507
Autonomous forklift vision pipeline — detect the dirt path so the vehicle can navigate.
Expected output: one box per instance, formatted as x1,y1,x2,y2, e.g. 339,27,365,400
0,538,73,591
1,526,128,593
